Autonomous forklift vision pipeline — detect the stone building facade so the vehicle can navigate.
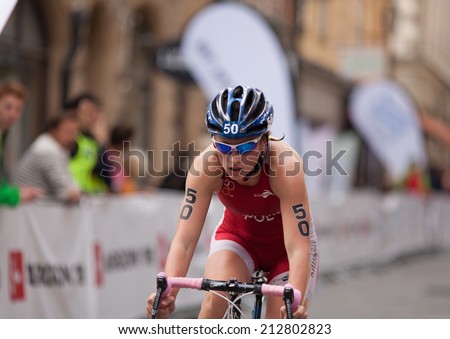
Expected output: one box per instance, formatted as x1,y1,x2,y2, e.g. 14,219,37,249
1,0,448,187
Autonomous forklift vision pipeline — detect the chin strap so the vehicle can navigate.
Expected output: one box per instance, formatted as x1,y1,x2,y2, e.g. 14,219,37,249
243,136,269,182
243,152,265,182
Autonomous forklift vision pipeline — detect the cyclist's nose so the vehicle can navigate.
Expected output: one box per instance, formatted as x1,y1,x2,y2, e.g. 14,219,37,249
228,152,241,164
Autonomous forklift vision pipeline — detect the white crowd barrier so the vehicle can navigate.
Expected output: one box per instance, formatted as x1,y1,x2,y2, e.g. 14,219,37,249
0,190,449,318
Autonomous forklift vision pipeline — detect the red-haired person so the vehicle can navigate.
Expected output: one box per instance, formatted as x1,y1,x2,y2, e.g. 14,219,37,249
0,81,42,206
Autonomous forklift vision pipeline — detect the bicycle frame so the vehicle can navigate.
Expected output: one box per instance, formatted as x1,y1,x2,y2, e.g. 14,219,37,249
151,272,301,319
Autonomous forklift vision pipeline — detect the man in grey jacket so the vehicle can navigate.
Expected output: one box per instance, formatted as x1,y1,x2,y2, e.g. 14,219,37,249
14,113,81,203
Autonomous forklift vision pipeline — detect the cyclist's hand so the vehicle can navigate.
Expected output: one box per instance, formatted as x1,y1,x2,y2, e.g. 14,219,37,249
280,305,308,319
146,293,175,318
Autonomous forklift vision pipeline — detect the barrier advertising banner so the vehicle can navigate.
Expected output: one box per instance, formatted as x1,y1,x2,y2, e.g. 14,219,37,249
90,193,221,318
1,191,448,318
0,204,95,318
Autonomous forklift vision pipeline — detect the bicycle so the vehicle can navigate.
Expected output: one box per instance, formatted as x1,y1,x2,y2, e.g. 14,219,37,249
150,271,301,319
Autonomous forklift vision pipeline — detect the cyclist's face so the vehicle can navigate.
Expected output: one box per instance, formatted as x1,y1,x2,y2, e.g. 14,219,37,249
213,135,265,179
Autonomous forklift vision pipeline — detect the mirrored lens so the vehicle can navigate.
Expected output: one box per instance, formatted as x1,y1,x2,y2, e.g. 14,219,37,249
215,142,233,154
235,142,258,154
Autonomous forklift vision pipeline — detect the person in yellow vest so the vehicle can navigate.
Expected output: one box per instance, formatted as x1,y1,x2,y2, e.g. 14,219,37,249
64,93,111,194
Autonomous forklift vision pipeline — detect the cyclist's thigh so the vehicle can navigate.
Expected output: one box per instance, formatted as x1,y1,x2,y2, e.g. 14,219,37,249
204,248,251,281
209,235,256,276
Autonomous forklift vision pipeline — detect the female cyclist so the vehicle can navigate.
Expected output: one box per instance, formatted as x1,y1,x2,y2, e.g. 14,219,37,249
147,85,319,319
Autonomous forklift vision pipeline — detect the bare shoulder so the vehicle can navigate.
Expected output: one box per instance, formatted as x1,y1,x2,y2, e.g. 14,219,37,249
187,144,223,192
268,141,306,197
268,141,304,176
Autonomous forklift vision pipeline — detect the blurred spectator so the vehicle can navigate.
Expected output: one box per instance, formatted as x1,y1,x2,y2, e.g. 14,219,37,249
158,160,188,191
419,111,450,193
401,163,430,195
104,124,142,194
0,81,42,206
64,92,111,194
159,134,211,191
442,170,450,192
14,113,81,203
420,112,450,149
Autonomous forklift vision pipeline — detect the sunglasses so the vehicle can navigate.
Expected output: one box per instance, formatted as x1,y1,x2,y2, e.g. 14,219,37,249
212,135,263,154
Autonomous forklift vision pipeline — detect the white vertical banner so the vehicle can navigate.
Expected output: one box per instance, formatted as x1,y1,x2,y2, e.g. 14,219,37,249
0,0,17,33
349,78,427,182
181,3,299,149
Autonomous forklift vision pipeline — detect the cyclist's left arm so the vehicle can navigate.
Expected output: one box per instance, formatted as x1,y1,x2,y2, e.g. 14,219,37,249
271,147,311,318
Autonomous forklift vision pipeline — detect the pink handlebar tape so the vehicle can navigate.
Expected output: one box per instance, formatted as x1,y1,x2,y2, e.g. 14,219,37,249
156,272,203,298
261,283,301,311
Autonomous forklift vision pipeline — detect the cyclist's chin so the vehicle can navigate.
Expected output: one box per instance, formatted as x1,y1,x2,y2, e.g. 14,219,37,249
226,167,253,180
226,167,244,178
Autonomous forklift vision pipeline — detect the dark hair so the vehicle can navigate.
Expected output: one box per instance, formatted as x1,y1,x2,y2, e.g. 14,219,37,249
63,92,102,110
110,124,134,146
46,112,78,131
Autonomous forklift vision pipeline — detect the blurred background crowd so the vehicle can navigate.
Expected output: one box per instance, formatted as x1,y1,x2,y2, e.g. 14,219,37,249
1,0,450,207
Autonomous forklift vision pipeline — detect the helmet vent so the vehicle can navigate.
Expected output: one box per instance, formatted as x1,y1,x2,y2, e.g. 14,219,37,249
253,92,265,118
230,100,240,122
233,86,244,98
243,89,255,116
211,98,219,117
220,90,228,113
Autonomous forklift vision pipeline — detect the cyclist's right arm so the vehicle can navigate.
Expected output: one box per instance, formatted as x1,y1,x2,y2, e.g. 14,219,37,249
147,147,222,318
